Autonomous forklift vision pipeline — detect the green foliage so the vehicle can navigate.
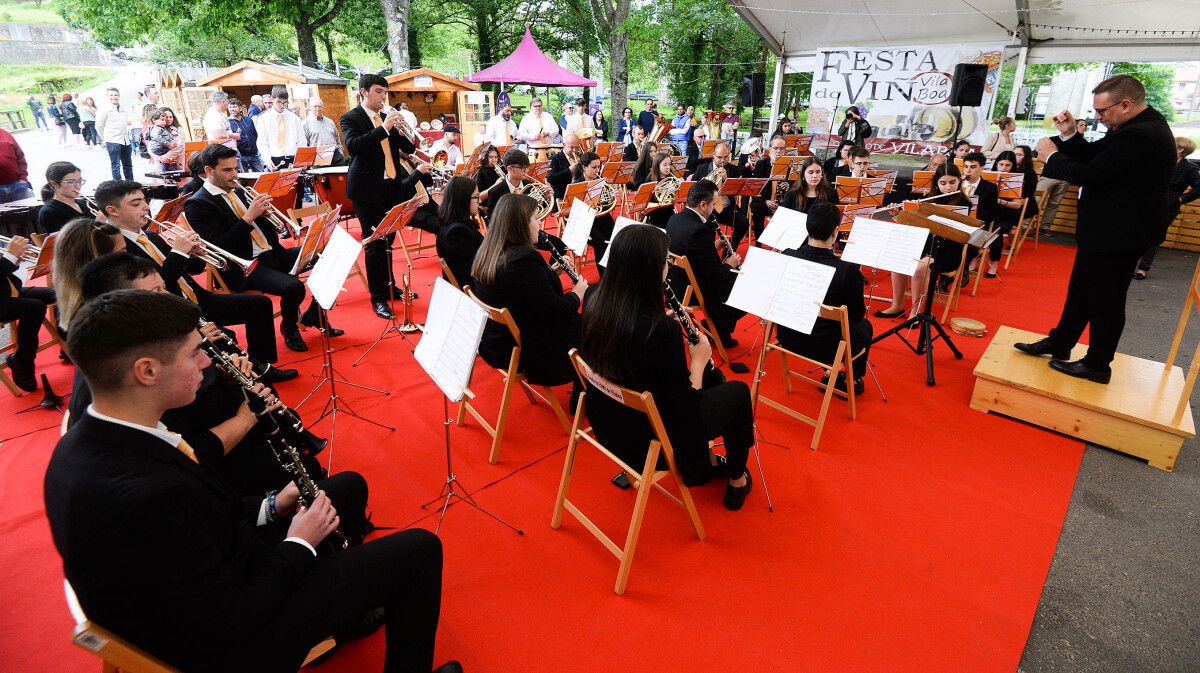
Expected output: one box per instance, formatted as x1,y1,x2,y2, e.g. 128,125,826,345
0,64,113,108
0,0,64,24
1112,62,1176,121
993,63,1090,120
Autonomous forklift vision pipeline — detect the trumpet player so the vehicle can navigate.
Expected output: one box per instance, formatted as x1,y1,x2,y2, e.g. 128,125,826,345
426,125,463,170
692,141,749,251
94,179,293,378
184,144,338,353
254,85,304,171
0,233,55,391
547,133,582,201
341,74,433,320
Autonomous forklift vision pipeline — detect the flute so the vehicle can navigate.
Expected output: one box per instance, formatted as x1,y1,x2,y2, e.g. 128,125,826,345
538,231,581,284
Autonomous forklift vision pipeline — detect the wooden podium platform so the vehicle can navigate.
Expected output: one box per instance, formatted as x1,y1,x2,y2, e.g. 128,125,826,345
971,326,1195,471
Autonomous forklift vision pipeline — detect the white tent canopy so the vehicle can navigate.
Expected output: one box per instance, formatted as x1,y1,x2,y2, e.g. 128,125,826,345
727,0,1200,133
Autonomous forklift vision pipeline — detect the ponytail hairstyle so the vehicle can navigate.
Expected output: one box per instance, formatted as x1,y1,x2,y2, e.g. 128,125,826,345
43,161,81,202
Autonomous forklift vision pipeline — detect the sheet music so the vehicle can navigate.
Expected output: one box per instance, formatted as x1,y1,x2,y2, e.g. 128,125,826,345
758,206,808,251
840,217,928,276
305,225,362,310
560,200,595,256
415,279,488,402
926,214,979,236
600,217,649,267
726,247,835,334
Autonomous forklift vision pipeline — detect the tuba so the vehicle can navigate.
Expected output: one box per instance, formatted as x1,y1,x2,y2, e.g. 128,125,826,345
652,176,682,208
515,181,556,221
596,182,622,217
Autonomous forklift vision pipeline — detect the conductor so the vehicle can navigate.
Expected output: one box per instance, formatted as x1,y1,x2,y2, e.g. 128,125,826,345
1016,75,1175,383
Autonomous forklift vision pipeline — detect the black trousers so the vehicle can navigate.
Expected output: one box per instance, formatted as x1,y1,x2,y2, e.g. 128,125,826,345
254,471,371,548
987,219,1016,262
699,380,753,479
1047,247,1143,368
706,295,746,342
199,291,278,363
716,204,750,250
779,318,873,379
245,247,310,328
354,199,399,303
0,286,54,362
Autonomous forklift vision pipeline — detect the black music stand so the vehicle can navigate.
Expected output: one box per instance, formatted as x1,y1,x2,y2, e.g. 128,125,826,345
353,194,427,367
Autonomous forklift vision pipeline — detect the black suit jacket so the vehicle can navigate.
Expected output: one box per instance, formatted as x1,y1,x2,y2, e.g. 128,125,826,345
966,178,999,227
621,142,640,163
547,150,572,200
183,186,281,276
777,243,865,349
44,413,315,671
125,229,210,300
1043,106,1175,252
339,105,417,205
436,219,483,288
666,207,736,306
693,161,747,224
472,246,580,384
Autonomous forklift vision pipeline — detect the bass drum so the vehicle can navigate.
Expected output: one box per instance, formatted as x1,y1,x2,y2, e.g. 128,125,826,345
909,106,978,143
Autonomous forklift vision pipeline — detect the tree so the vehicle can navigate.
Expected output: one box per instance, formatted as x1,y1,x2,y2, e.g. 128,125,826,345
1113,62,1177,122
268,0,350,67
582,0,631,115
379,0,411,71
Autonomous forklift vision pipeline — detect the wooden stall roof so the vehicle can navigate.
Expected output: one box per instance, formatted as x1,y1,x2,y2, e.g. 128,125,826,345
195,60,347,87
386,68,480,93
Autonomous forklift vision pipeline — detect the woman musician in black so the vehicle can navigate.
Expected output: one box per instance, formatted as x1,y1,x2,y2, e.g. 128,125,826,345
566,151,616,271
579,225,754,510
643,151,678,230
780,157,838,213
435,176,484,289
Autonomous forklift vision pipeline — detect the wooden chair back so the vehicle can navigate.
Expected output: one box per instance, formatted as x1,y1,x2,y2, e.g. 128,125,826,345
552,350,705,595
439,258,462,290
666,253,729,363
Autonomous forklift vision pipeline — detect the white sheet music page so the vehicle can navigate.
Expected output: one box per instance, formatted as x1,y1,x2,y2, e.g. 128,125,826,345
841,217,928,276
926,214,979,237
305,226,362,310
415,278,488,402
767,256,836,334
560,200,596,256
758,206,808,251
840,217,887,268
599,217,649,267
726,246,782,320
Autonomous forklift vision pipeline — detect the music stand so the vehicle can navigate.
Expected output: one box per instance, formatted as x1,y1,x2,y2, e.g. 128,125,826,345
700,139,729,159
560,178,604,216
295,223,394,467
600,161,635,186
415,278,523,535
625,181,657,222
353,193,429,367
670,155,689,176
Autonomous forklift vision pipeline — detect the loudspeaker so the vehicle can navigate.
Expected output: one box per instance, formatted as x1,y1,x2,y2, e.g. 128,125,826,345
949,63,988,107
741,73,766,108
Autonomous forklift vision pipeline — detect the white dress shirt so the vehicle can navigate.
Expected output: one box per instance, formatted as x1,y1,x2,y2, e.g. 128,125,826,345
563,113,593,135
203,179,269,258
254,108,305,160
202,107,235,149
85,405,317,555
481,114,518,146
427,137,463,168
95,105,130,145
518,111,560,143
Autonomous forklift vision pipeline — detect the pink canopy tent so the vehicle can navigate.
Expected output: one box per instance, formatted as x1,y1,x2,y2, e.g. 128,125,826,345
467,27,597,87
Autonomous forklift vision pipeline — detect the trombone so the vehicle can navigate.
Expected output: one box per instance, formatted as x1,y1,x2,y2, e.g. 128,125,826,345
146,215,259,274
240,186,303,238
0,235,41,264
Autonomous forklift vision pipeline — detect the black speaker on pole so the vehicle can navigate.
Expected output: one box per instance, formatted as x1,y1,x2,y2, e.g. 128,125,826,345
948,63,988,107
741,73,766,108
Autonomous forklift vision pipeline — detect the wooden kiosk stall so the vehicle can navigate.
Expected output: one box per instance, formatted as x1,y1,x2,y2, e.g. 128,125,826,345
385,68,493,154
160,60,351,142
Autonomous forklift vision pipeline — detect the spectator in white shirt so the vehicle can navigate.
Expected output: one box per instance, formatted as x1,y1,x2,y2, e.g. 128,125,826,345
202,92,239,151
254,86,304,170
562,97,593,136
517,97,558,146
301,98,344,165
427,126,463,169
94,87,133,180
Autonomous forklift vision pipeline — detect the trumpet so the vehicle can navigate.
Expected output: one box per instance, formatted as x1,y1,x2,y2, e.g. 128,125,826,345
383,105,422,147
0,235,41,263
148,215,259,274
241,186,302,237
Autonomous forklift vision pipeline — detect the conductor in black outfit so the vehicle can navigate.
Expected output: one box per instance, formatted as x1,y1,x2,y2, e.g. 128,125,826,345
1017,75,1176,383
44,290,461,673
340,73,436,320
666,179,746,346
776,202,871,394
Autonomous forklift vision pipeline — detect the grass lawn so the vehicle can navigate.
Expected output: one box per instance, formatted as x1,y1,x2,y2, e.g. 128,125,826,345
0,65,114,110
0,0,64,23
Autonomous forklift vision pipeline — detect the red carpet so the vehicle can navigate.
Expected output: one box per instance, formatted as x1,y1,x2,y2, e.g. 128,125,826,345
0,230,1085,672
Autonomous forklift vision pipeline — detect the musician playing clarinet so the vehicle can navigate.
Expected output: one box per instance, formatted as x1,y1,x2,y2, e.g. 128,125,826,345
580,224,754,510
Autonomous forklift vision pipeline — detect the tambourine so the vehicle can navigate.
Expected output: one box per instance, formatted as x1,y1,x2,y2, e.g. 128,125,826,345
949,316,987,337
431,119,444,131
419,121,431,130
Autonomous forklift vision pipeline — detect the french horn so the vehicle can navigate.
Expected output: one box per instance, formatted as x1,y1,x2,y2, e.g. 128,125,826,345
515,181,556,221
651,176,682,207
596,182,622,217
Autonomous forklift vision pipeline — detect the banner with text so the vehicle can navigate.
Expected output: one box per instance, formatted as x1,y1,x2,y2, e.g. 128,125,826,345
808,44,1004,155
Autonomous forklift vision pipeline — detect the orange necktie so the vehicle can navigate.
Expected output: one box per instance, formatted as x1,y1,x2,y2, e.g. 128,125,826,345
223,192,271,250
138,233,199,303
372,112,397,179
177,438,198,464
276,114,286,151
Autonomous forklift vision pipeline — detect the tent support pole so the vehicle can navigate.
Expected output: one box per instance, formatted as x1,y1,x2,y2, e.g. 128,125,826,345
768,53,785,138
1006,46,1028,118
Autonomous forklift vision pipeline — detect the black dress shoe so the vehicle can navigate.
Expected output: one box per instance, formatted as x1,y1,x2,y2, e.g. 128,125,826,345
5,354,37,392
299,312,344,337
720,336,739,348
1014,337,1070,360
723,471,752,511
334,607,385,643
1049,358,1111,384
281,327,308,353
434,662,463,673
58,350,72,364
259,366,299,384
372,299,395,319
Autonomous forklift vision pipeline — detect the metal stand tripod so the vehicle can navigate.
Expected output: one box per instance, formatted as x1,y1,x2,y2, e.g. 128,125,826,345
353,239,422,367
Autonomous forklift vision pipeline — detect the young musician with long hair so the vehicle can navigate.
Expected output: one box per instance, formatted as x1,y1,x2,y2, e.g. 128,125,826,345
644,151,677,229
875,164,972,319
987,151,1036,272
780,157,838,213
474,144,504,198
580,225,753,510
52,217,125,329
436,176,484,288
37,161,90,234
630,139,660,189
568,151,616,269
822,139,854,178
471,193,588,388
983,116,1016,160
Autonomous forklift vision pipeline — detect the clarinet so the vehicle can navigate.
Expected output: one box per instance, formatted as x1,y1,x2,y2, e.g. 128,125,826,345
200,339,348,550
538,230,581,283
714,221,737,261
664,282,701,345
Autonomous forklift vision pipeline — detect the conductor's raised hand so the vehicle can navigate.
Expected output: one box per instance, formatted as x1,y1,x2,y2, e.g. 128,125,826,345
1052,109,1076,136
1034,136,1057,162
287,490,339,547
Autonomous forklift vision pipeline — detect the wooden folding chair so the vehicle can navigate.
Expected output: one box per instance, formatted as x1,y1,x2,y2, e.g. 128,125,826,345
551,350,706,595
1001,197,1031,270
438,258,462,290
0,308,67,397
1013,189,1049,256
458,288,573,464
749,308,861,450
65,581,334,672
667,254,730,363
930,245,970,324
